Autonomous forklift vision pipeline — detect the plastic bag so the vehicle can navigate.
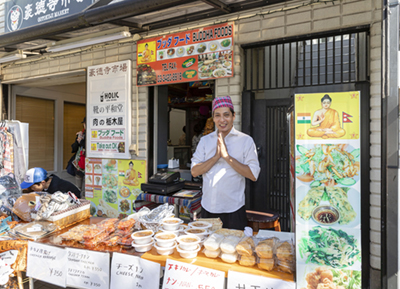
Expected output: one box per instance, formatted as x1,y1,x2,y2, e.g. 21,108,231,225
0,173,21,196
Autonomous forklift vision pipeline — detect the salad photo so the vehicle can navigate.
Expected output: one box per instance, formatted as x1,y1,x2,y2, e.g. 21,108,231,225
296,144,360,187
298,226,361,269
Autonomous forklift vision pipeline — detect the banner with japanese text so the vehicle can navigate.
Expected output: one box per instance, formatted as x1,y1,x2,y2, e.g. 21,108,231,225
5,0,93,33
136,22,234,86
295,92,362,288
87,60,131,159
85,158,146,219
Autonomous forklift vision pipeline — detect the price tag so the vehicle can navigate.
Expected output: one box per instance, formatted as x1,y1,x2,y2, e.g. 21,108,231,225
162,259,224,289
227,271,295,289
66,248,110,289
0,250,18,286
110,252,160,289
26,242,66,287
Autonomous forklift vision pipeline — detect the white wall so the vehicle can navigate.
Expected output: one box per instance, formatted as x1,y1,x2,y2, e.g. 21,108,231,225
0,0,382,269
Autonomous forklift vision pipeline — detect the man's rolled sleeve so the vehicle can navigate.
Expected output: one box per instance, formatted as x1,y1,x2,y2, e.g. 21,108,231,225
244,139,261,180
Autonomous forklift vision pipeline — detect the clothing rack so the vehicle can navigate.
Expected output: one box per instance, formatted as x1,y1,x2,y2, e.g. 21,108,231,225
0,120,29,183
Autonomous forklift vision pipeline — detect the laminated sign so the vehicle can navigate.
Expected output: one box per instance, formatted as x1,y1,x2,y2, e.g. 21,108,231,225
294,92,362,288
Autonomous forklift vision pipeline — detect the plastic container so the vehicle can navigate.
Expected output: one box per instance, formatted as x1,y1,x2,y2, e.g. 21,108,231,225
154,232,177,248
184,228,209,240
188,221,212,230
117,218,136,231
177,235,201,250
162,218,184,231
160,225,185,236
154,241,177,255
131,230,154,244
82,227,107,241
177,244,200,259
132,240,154,252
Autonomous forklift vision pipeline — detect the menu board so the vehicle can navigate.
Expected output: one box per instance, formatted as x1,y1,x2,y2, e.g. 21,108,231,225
85,158,146,219
87,60,131,159
295,92,362,288
136,22,234,86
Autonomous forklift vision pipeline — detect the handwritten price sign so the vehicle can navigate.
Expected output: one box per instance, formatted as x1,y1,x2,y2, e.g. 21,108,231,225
162,259,224,289
26,242,66,287
110,252,161,289
227,271,295,289
66,248,110,289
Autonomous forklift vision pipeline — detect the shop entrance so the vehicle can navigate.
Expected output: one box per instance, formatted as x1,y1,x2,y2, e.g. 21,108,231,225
154,81,214,180
6,76,86,181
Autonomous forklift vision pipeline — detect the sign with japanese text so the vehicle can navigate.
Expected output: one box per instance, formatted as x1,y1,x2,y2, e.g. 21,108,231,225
110,253,160,289
0,250,18,286
87,60,131,159
85,158,146,219
137,22,234,86
5,0,93,33
227,271,295,289
66,248,110,289
295,92,362,288
26,242,66,287
162,259,224,289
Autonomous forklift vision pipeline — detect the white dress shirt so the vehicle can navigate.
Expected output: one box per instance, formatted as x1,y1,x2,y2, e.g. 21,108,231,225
191,127,261,213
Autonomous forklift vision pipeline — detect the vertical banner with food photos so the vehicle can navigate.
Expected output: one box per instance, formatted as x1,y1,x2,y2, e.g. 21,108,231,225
85,158,146,219
295,92,362,288
136,22,234,86
87,60,131,159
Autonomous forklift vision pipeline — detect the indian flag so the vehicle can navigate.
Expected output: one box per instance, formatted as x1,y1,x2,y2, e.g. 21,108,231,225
297,113,311,124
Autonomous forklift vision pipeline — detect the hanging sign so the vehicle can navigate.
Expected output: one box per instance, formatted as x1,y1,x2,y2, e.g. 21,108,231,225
26,242,66,287
162,259,224,289
5,0,94,33
294,92,362,288
66,248,110,289
87,60,132,159
227,271,295,289
136,22,234,86
110,253,160,289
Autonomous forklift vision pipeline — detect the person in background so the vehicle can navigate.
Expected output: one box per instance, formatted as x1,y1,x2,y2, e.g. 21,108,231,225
178,126,186,145
192,123,203,154
71,117,86,196
21,167,81,198
191,96,260,230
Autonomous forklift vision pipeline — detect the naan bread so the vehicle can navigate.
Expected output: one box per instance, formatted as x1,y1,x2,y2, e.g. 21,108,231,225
98,199,119,218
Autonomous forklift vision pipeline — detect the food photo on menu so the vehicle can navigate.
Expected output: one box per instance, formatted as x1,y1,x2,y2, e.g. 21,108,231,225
298,265,361,289
296,186,359,227
197,51,233,80
296,144,360,187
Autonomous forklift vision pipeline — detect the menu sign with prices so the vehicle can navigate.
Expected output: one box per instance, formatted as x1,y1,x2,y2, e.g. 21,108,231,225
27,242,66,287
162,259,224,289
227,271,295,289
87,60,132,159
110,252,161,289
0,250,18,286
294,92,362,288
137,22,234,86
85,158,146,219
66,248,110,289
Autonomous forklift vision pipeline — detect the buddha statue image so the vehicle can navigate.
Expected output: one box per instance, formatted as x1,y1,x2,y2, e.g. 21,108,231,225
307,94,346,139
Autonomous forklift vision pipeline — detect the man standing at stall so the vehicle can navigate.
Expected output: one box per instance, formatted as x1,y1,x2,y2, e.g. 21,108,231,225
191,96,260,230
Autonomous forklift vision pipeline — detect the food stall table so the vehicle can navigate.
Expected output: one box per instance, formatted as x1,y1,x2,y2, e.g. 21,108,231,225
136,192,202,218
141,247,294,281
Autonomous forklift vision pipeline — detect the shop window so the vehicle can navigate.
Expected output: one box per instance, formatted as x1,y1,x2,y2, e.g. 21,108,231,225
63,102,86,168
15,96,55,171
